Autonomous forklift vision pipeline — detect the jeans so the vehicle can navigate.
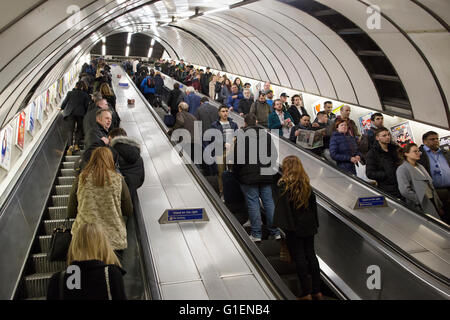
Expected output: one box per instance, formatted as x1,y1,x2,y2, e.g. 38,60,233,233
240,184,280,238
285,231,321,296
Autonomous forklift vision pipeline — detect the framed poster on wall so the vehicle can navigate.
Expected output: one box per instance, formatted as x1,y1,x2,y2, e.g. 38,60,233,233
358,113,373,135
390,122,415,148
0,125,13,171
15,111,26,150
26,102,36,135
36,96,44,124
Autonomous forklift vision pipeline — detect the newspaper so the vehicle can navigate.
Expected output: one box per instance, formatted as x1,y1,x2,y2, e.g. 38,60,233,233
296,128,325,149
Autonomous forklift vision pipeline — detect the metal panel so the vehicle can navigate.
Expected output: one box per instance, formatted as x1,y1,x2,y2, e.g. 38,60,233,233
222,275,271,300
160,281,209,300
417,0,450,26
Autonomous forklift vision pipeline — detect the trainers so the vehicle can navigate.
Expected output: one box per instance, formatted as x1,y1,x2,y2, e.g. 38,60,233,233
67,146,73,156
243,220,251,228
249,235,261,243
274,234,282,241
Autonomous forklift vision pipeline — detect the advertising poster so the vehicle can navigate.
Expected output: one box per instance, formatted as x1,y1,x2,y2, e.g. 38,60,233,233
358,113,373,135
45,89,52,114
440,135,450,152
0,125,13,171
311,98,343,118
36,96,44,124
296,129,325,149
16,111,26,150
26,102,36,135
390,122,414,148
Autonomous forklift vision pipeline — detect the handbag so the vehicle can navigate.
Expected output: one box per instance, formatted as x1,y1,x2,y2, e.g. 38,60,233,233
164,114,176,127
48,222,72,262
279,239,292,263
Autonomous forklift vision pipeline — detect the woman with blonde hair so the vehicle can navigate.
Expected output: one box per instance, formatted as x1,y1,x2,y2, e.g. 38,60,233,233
68,147,133,253
273,155,322,300
47,223,127,300
99,82,116,110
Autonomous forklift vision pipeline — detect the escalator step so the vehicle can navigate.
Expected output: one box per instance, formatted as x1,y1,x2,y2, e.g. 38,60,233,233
32,253,67,274
266,255,297,275
257,239,282,257
48,207,68,220
55,185,72,195
44,219,74,235
61,169,76,177
281,273,301,297
52,195,69,207
62,162,75,169
65,155,80,162
39,236,52,253
58,176,75,186
24,273,54,299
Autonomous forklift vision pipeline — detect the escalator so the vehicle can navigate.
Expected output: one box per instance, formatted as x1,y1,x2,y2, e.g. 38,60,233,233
14,148,148,300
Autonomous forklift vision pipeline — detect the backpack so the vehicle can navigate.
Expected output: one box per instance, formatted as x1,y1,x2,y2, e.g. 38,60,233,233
147,77,155,88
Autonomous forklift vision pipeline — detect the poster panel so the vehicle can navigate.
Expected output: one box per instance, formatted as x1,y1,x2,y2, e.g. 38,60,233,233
390,122,415,148
440,135,450,152
26,102,36,135
358,113,373,135
16,111,26,150
0,125,13,171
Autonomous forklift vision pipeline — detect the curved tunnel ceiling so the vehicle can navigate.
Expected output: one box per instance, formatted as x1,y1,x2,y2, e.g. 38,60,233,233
0,0,449,130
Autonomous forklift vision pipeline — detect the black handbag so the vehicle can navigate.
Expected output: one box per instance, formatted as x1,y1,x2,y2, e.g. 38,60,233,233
164,114,176,127
48,224,72,262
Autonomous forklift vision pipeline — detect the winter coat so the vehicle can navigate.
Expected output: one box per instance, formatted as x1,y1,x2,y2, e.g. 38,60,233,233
60,88,90,118
238,98,254,115
201,73,212,95
287,105,309,126
268,111,294,137
396,162,443,218
226,92,244,110
167,88,184,115
169,111,197,143
154,74,164,95
104,95,116,111
110,136,145,194
249,100,271,127
47,260,126,300
329,132,361,175
233,125,278,185
67,172,133,250
218,86,231,104
83,107,120,136
209,80,216,99
273,182,319,236
140,77,156,95
82,122,109,164
184,93,202,116
210,118,239,156
192,79,201,92
195,102,219,134
366,142,402,198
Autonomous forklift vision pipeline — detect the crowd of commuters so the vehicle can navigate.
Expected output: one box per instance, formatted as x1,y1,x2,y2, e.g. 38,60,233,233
48,58,146,300
157,58,449,227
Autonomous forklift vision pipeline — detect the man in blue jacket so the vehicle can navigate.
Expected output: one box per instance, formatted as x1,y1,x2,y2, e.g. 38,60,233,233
226,85,243,112
184,86,202,115
140,75,156,104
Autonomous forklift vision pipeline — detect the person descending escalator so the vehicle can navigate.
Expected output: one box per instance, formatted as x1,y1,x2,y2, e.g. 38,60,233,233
273,156,322,300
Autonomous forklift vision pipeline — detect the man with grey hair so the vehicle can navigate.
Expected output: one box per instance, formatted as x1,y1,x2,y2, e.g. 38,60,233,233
238,88,254,117
169,102,198,162
184,86,202,116
82,109,113,165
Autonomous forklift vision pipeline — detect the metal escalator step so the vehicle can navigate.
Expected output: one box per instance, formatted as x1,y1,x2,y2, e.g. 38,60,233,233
32,253,67,274
61,169,76,177
55,185,71,195
58,176,75,186
39,235,52,253
52,195,69,207
63,162,75,169
266,255,297,275
65,155,80,162
48,207,68,220
25,297,46,300
281,273,301,297
44,219,74,235
24,273,54,299
257,239,282,257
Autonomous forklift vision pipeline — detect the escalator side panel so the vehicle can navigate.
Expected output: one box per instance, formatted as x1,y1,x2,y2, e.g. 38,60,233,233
0,114,66,300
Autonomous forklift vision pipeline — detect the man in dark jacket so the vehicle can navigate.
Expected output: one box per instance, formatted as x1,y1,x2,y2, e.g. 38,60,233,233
238,88,253,117
226,85,243,112
359,113,384,160
167,83,184,116
200,67,212,95
84,98,120,135
195,97,218,134
184,87,202,116
109,128,145,201
82,109,112,166
288,94,308,126
60,81,90,152
418,131,450,223
233,114,280,242
168,102,199,162
365,127,403,199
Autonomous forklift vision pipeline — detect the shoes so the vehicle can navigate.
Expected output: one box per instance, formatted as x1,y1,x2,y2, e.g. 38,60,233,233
219,192,224,202
243,220,251,228
296,294,312,301
274,234,282,241
67,146,73,156
312,293,324,300
73,144,80,152
249,235,261,243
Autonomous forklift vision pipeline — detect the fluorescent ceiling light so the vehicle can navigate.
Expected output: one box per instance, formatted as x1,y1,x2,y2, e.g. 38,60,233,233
151,39,156,46
102,37,106,43
204,6,229,15
148,47,153,57
127,33,132,45
125,46,130,57
102,45,106,56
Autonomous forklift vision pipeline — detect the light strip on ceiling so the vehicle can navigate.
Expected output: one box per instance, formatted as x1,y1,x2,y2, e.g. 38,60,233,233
203,6,230,15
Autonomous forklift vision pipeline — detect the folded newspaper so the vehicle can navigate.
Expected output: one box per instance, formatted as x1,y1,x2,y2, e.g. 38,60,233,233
296,129,325,149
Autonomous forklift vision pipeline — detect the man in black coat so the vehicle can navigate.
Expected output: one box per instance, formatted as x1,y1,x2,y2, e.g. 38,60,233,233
109,128,145,201
200,67,212,95
60,81,90,151
82,109,112,166
233,114,280,242
365,127,403,199
288,94,308,126
238,88,254,117
84,98,120,135
167,83,184,116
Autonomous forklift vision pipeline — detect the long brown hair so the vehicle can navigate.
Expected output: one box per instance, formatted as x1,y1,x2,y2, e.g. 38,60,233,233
278,156,312,209
80,147,116,187
68,223,121,266
99,83,114,97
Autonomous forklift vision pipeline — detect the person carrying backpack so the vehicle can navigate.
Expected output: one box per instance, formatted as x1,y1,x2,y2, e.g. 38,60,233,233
140,75,156,105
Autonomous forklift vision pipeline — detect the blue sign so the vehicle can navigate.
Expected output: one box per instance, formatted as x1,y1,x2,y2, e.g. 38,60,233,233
356,196,386,209
119,82,129,87
168,209,205,222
